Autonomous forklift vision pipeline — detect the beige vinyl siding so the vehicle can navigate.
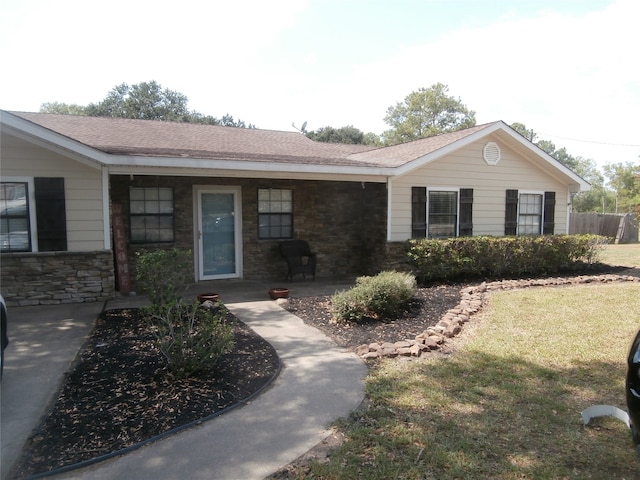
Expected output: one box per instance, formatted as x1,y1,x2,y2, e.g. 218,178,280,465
1,133,106,251
389,136,569,241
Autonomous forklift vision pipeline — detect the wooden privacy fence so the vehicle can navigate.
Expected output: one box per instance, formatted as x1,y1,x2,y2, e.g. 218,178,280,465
569,213,639,243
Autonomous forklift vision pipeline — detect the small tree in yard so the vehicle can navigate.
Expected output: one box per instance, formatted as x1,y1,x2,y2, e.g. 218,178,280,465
135,248,192,305
143,301,234,378
136,248,234,378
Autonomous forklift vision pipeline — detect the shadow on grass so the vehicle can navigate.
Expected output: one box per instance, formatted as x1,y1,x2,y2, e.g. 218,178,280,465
313,351,639,480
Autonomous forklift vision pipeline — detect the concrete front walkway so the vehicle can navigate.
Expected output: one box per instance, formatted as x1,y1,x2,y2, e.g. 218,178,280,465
1,279,366,480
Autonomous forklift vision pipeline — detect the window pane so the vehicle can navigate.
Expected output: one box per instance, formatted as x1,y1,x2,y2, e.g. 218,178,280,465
257,189,293,239
129,188,145,201
258,189,270,202
428,191,457,238
518,194,542,235
158,200,173,214
145,189,159,201
158,188,173,200
129,187,174,242
1,182,30,251
130,200,145,214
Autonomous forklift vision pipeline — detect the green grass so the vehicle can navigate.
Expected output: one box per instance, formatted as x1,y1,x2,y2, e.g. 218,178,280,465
600,243,640,268
301,244,640,479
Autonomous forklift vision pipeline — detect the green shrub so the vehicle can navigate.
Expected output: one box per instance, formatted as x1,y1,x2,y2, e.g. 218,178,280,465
407,234,607,283
136,248,192,305
142,300,235,378
330,271,417,324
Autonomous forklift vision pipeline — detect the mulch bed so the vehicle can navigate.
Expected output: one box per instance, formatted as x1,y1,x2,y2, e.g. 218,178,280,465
281,283,464,350
12,308,279,479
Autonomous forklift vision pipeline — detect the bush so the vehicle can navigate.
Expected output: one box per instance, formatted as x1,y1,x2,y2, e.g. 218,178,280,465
136,248,192,305
330,271,417,324
407,234,607,283
142,300,235,378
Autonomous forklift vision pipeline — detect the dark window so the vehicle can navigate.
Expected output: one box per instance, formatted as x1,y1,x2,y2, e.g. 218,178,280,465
428,190,458,238
0,182,31,252
258,189,293,239
129,187,174,243
35,177,67,251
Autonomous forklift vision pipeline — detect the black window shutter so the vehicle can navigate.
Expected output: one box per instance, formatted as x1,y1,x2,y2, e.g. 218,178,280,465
411,187,427,238
459,188,473,236
35,178,67,251
543,191,556,235
505,189,518,235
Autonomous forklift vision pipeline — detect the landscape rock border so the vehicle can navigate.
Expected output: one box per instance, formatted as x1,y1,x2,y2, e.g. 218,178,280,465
356,273,640,360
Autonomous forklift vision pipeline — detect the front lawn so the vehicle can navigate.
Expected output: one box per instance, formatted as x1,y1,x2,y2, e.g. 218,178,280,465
301,245,640,479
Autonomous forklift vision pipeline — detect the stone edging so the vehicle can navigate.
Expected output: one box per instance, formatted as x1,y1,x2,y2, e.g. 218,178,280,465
356,273,640,360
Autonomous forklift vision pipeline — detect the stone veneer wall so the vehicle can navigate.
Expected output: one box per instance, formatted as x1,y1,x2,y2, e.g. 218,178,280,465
110,175,389,289
1,250,115,306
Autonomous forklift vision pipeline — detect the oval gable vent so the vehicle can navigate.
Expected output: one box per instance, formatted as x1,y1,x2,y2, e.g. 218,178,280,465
483,142,501,165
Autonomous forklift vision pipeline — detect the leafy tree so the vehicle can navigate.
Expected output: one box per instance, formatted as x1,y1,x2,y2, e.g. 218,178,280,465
40,81,255,127
305,125,381,145
511,122,586,173
85,81,193,121
40,102,87,115
603,161,640,217
382,83,476,145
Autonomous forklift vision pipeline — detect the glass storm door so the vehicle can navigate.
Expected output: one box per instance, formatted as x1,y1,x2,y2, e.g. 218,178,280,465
197,188,241,280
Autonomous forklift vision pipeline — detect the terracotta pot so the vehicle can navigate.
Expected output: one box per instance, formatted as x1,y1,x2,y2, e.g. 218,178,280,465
269,287,289,300
197,293,220,303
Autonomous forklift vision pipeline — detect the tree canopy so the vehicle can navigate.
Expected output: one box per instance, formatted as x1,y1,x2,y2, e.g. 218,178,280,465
40,81,254,128
382,83,476,145
305,125,380,145
511,122,639,216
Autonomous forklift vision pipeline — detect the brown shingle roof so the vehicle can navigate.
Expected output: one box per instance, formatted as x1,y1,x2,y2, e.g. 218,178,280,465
10,112,499,168
348,123,497,167
11,112,377,166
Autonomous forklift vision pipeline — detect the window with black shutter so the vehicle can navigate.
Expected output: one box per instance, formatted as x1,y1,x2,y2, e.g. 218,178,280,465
505,190,556,236
411,187,472,238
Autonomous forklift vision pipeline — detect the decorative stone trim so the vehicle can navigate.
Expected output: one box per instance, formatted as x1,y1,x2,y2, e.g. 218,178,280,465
356,273,640,360
0,250,115,306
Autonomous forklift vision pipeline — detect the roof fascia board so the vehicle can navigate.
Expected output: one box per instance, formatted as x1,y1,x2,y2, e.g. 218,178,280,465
105,154,395,178
1,111,108,170
497,124,591,191
107,163,389,183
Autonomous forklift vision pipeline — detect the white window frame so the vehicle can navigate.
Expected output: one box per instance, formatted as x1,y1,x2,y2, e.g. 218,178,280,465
427,187,460,239
517,190,544,235
1,176,38,252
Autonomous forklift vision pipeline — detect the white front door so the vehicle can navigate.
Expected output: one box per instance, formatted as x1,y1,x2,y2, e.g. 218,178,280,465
194,186,242,280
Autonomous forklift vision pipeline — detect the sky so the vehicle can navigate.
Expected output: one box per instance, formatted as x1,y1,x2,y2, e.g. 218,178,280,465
1,0,638,172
